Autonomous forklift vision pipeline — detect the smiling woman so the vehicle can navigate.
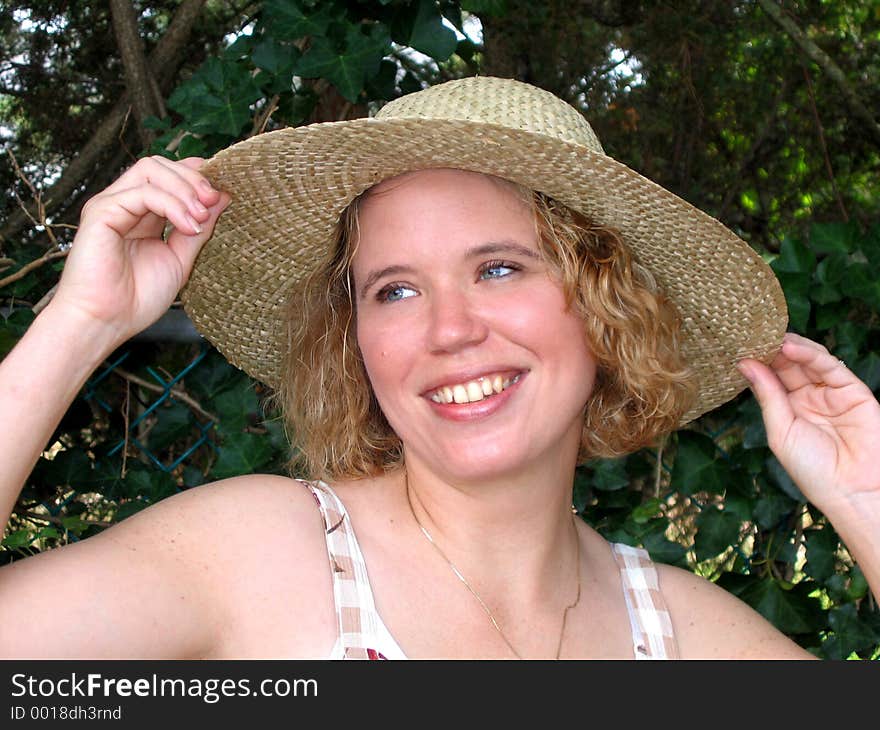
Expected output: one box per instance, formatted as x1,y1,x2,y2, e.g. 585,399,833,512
1,76,879,660
284,168,694,481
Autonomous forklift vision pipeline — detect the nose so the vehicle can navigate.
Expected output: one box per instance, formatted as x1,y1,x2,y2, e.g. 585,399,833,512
426,287,489,354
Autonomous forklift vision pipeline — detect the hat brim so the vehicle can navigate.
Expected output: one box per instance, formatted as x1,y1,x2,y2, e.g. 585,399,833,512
181,116,787,424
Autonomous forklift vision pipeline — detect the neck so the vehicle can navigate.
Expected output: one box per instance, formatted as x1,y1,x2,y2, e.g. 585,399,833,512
399,448,581,604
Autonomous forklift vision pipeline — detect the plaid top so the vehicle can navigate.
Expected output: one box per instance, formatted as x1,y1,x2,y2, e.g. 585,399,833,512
301,479,679,659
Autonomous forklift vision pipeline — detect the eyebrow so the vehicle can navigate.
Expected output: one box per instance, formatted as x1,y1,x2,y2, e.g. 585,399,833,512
358,240,542,301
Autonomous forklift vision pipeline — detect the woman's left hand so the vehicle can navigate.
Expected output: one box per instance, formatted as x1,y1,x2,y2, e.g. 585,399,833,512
738,332,880,518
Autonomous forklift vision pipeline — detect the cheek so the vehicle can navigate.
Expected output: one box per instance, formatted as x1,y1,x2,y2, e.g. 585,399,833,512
356,317,402,397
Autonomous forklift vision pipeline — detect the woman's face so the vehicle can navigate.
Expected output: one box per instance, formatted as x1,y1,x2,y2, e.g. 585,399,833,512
351,168,597,483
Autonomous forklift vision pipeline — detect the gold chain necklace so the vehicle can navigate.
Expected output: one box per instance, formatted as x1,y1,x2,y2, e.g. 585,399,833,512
405,475,582,659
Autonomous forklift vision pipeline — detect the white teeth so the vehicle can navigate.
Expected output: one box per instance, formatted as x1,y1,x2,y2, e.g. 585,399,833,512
430,374,521,404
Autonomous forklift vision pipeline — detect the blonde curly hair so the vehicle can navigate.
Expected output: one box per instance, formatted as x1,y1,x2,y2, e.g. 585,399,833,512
277,176,696,480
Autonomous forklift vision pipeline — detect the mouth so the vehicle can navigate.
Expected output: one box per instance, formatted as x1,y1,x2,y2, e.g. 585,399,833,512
428,372,523,405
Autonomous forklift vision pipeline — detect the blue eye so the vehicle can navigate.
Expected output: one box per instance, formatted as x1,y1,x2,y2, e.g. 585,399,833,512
480,261,518,280
378,284,417,303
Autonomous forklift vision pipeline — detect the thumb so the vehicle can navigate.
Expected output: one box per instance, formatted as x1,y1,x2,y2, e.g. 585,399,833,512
738,359,794,449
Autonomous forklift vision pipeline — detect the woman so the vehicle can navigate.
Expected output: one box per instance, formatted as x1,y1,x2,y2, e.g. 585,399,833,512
0,77,877,658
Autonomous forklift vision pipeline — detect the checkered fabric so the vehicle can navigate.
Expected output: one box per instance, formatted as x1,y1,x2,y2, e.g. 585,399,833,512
611,543,680,659
300,479,386,659
301,479,679,659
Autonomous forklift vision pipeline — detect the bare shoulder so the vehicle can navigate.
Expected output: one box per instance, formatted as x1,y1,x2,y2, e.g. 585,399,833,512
0,474,332,658
655,563,816,659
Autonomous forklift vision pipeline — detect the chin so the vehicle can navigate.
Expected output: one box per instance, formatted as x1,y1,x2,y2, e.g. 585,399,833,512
416,439,541,484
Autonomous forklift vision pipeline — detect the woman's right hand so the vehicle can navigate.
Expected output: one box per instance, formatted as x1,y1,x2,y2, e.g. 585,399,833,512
48,156,229,345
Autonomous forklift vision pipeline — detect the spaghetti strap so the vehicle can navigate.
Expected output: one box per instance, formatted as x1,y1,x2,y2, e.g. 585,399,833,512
297,479,378,659
611,542,680,659
298,479,403,659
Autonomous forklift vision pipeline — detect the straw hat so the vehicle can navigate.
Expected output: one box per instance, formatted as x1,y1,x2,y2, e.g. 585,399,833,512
181,75,787,424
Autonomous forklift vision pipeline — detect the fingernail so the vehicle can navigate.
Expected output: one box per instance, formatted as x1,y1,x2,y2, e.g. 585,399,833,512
200,179,216,194
192,198,208,215
186,214,202,234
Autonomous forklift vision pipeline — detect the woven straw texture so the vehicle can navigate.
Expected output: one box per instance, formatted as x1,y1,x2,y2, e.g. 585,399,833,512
182,76,788,425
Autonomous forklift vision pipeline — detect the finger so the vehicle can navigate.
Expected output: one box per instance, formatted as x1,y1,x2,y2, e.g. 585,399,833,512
773,334,849,390
151,156,222,209
99,157,218,220
83,183,204,240
737,359,795,450
166,191,232,280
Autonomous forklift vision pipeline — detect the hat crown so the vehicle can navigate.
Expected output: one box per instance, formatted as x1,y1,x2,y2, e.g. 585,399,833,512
375,76,605,154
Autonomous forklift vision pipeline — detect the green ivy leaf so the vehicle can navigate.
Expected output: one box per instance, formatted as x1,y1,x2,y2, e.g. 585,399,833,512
811,252,847,305
738,397,767,449
739,579,825,635
213,382,260,432
186,350,243,401
572,469,593,512
841,262,880,310
631,498,662,524
148,401,194,452
773,272,810,332
824,604,880,658
295,23,390,102
809,222,857,255
183,465,206,489
670,431,726,496
60,515,93,536
723,488,756,522
858,223,880,269
168,57,263,137
832,320,868,366
223,34,254,60
0,308,35,358
2,529,34,548
754,491,796,529
854,352,880,392
640,523,688,567
587,457,630,491
392,0,459,61
772,236,815,274
364,58,399,100
814,300,848,330
176,134,207,159
846,565,868,601
38,449,92,488
211,432,274,479
263,0,337,39
765,455,804,502
252,37,299,78
694,507,741,561
804,526,839,583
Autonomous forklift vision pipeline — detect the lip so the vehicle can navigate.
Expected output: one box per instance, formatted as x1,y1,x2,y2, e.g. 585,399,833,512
422,370,528,422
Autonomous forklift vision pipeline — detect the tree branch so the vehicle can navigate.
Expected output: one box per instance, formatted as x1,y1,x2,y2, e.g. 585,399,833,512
110,0,164,147
0,0,209,247
758,0,880,148
0,250,68,291
112,367,218,423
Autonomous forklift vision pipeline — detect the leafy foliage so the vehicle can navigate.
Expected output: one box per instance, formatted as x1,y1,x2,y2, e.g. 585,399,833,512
2,0,878,658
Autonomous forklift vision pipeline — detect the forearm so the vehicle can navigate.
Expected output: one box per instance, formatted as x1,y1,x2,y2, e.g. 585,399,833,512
0,304,121,528
822,497,880,600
